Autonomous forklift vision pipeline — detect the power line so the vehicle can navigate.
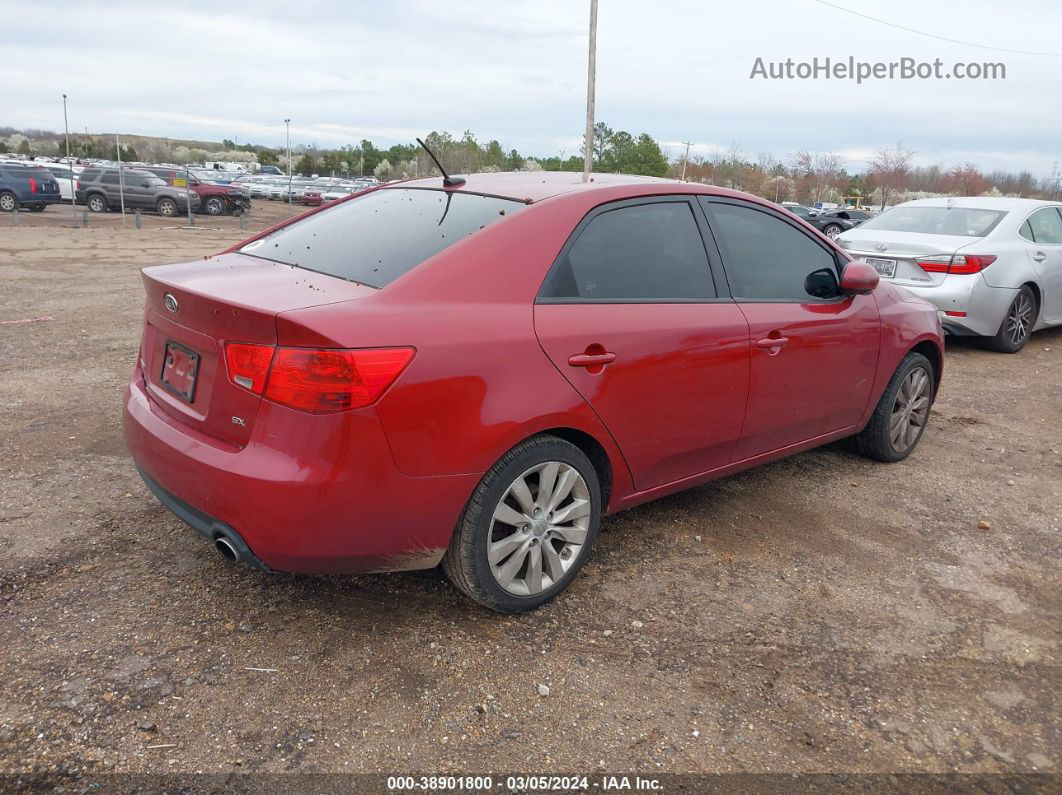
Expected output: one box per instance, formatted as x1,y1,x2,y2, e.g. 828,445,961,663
810,0,1062,58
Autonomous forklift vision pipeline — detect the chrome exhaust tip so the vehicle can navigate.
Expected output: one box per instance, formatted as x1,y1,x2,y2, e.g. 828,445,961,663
214,536,241,564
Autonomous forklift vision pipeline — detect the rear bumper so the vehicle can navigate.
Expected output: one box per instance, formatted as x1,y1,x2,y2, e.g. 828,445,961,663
890,274,1016,337
122,375,479,574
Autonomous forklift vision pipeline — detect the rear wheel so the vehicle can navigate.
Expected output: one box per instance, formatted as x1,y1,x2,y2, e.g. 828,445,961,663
86,193,108,213
203,196,225,216
442,436,601,613
156,197,178,217
854,352,934,462
823,223,843,239
0,191,18,212
984,285,1036,353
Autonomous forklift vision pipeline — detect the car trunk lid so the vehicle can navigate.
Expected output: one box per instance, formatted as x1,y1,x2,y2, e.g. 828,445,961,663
840,231,978,287
139,253,375,446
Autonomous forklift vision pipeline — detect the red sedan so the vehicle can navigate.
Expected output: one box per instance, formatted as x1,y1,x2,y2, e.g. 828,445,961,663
123,172,943,612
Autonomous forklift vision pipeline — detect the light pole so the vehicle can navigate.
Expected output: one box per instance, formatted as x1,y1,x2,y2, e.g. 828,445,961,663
284,119,292,207
62,94,76,217
582,0,598,183
680,140,693,181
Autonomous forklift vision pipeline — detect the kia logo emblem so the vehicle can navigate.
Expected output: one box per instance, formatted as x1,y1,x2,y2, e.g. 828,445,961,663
875,242,889,252
164,293,179,313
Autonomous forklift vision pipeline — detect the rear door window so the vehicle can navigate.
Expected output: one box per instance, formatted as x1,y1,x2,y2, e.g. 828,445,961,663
1025,207,1062,244
239,188,525,288
539,200,716,301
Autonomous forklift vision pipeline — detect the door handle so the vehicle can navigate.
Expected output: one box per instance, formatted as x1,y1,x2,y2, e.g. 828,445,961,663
568,352,617,367
755,336,790,349
1033,251,1047,262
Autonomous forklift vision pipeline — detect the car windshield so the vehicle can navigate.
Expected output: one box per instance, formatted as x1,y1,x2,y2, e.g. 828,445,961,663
239,188,526,288
858,206,1005,237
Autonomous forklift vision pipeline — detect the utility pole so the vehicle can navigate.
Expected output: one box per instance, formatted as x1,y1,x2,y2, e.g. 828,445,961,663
582,0,598,183
680,140,693,181
115,134,127,226
284,118,292,207
62,94,76,217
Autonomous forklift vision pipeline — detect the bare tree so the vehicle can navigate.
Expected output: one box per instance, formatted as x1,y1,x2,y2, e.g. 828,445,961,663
868,143,915,210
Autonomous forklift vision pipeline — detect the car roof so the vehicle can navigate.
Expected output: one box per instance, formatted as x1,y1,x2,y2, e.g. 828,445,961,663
899,196,1060,211
393,170,683,203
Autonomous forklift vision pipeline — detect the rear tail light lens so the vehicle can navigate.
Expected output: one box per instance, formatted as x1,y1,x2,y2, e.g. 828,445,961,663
916,254,997,275
28,178,37,193
224,343,414,414
225,343,274,394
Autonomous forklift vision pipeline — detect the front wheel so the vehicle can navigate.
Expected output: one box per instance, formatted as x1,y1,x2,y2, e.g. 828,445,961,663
854,352,935,462
823,223,843,239
984,285,1036,353
156,197,178,217
203,196,225,215
0,191,19,212
442,436,601,613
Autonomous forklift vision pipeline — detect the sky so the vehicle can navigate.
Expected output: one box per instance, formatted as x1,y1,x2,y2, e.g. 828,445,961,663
2,0,1060,176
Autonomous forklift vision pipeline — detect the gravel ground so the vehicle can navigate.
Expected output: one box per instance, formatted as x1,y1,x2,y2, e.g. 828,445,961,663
0,207,1059,788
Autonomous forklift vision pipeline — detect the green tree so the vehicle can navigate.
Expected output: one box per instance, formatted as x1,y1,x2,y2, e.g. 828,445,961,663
17,138,31,155
296,153,317,175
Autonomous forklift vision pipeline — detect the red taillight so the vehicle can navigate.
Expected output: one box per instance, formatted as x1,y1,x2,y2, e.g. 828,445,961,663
225,342,273,394
916,254,997,275
944,311,967,317
224,343,414,414
28,178,37,193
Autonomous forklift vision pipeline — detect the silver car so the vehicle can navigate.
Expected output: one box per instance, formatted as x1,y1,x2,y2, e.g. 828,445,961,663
838,197,1062,352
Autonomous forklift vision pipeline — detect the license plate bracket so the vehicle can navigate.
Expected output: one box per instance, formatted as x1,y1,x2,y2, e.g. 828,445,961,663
865,257,897,278
161,340,200,402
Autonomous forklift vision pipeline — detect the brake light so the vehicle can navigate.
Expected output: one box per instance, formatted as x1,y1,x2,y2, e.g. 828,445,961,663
916,254,997,275
225,343,273,394
28,178,37,194
224,343,414,413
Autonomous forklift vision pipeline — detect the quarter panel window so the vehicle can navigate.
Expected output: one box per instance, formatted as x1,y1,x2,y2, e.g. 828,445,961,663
703,200,840,302
540,201,715,301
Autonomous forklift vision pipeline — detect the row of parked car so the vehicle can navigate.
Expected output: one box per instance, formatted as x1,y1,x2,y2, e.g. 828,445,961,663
0,159,252,216
231,174,380,205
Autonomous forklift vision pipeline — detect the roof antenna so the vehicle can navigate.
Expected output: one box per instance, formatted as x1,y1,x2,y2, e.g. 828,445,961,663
416,137,465,188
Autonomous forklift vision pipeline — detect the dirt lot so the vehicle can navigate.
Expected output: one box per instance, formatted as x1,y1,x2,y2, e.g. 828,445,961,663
0,204,1059,788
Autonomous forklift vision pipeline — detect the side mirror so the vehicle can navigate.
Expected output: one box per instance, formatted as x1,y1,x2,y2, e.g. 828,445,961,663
840,261,880,295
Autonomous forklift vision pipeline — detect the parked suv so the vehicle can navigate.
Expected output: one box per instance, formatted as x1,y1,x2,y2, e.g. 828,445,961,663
0,163,63,212
76,168,200,216
144,167,251,216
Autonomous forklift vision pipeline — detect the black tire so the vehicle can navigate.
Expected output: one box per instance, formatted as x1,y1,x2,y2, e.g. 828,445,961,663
854,352,935,463
86,193,108,213
203,196,225,216
156,197,178,217
442,435,602,613
822,223,843,239
983,285,1037,353
0,191,19,212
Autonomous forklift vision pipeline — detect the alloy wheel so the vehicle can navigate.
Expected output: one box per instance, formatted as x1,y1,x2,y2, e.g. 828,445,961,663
825,225,842,239
1004,291,1035,347
487,461,591,596
0,193,15,211
889,366,931,453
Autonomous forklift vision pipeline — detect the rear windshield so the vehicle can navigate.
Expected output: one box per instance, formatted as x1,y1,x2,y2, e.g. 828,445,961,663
858,206,1005,237
239,188,526,287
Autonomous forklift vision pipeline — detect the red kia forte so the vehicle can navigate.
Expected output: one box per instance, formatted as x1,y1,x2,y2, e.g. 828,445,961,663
123,172,943,612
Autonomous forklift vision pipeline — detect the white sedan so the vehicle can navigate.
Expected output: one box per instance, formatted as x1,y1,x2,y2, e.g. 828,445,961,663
838,197,1062,352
